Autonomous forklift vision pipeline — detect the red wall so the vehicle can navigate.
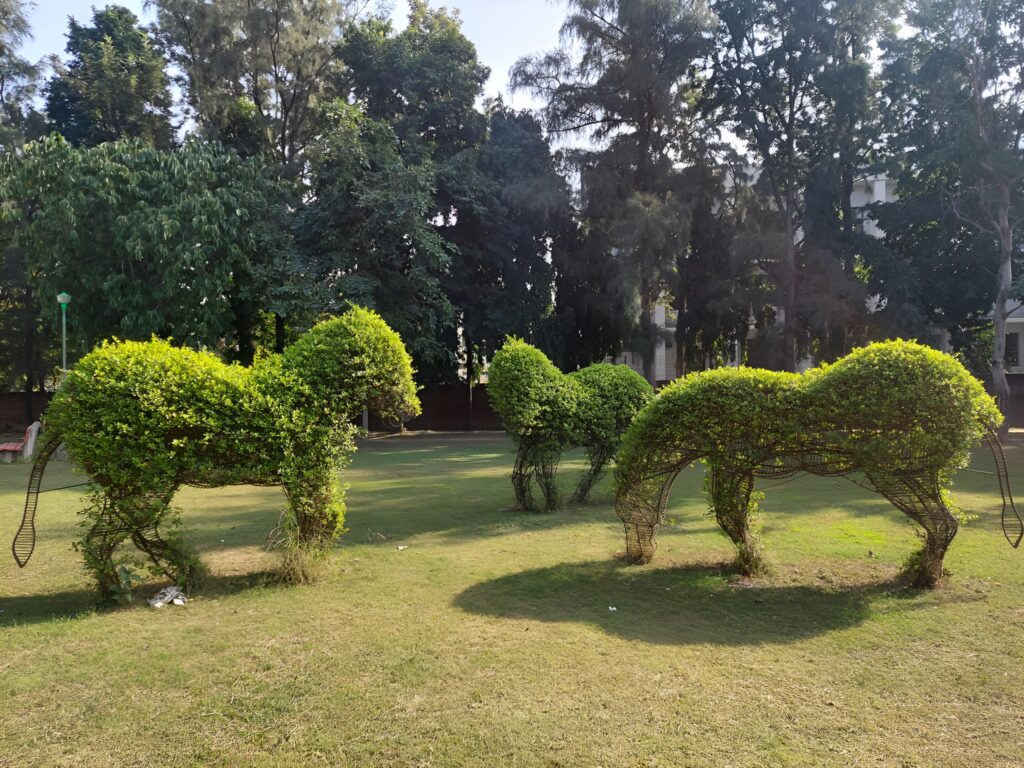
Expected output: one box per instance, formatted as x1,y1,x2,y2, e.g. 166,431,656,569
0,385,500,435
368,384,502,432
0,392,51,433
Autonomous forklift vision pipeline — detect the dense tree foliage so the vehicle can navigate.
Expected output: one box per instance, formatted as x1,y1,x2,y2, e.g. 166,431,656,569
297,101,454,378
874,0,1024,422
0,137,291,364
708,0,893,370
0,0,42,150
0,0,1021,400
340,0,489,166
442,104,571,381
151,0,359,172
45,6,174,148
513,0,715,382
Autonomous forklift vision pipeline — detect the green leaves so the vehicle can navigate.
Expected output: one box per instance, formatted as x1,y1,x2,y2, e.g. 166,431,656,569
298,102,454,380
281,306,421,425
490,338,653,452
44,6,174,149
50,307,420,592
0,135,291,358
619,339,999,487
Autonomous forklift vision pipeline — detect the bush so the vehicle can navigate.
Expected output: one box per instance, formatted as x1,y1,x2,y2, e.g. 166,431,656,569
44,307,419,601
488,338,580,447
615,339,1001,586
281,306,421,424
489,339,652,510
569,363,655,450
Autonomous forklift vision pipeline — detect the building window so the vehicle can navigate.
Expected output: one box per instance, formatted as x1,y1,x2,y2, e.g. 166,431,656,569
1007,333,1019,368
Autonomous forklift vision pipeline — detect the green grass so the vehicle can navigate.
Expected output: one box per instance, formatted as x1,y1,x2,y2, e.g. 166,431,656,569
2,432,1024,767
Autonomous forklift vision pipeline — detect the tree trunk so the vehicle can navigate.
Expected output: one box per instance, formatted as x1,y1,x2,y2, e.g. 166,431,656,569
782,217,798,373
229,292,256,367
992,183,1014,437
639,280,657,385
23,289,36,425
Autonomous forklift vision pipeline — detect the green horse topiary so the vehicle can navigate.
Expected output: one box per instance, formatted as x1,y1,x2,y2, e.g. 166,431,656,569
614,340,1023,587
12,307,420,601
489,339,653,511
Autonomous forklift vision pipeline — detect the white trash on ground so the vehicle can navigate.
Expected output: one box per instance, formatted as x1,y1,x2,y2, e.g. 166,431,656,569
149,586,188,608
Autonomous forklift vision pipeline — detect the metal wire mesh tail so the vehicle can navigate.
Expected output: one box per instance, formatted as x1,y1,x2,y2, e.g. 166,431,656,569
986,427,1023,549
12,434,64,568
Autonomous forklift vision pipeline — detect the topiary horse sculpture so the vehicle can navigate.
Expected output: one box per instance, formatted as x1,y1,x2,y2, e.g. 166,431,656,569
489,339,653,511
614,340,1023,587
11,307,420,601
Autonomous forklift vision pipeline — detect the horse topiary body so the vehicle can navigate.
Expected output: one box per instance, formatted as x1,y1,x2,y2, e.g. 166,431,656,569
12,307,419,600
615,340,1022,587
489,339,653,511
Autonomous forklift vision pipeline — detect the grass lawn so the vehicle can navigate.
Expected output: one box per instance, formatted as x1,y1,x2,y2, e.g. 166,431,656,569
2,432,1024,767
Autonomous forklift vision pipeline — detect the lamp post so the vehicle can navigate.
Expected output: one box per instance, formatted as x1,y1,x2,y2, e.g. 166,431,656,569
56,292,72,374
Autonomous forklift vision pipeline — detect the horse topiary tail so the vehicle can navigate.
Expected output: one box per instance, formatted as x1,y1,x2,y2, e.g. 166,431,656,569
11,432,64,568
986,427,1024,548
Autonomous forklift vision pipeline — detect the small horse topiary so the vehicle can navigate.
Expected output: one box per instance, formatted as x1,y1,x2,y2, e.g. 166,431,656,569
12,307,420,601
614,340,1023,587
488,339,653,511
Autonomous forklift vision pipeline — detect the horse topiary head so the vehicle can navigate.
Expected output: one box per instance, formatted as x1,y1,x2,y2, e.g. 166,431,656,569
488,337,580,447
281,306,421,424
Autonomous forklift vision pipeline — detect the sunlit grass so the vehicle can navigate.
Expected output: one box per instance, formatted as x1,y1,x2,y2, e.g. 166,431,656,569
2,433,1023,766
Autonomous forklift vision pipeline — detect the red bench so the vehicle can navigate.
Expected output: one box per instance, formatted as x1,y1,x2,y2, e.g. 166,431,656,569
0,421,41,463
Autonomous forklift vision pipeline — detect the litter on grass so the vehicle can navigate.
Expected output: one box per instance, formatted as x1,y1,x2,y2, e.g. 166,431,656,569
149,586,188,608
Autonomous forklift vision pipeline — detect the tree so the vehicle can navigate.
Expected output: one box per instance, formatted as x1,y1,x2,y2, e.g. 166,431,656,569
878,0,1024,427
340,1,488,167
0,2,50,420
672,163,769,374
708,0,890,370
0,136,291,363
296,101,454,379
441,103,571,383
513,0,715,383
45,5,174,148
0,0,43,150
151,0,362,173
152,0,366,351
549,220,634,371
864,161,999,350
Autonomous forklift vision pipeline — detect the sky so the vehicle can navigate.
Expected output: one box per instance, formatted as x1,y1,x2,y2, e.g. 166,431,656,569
19,0,568,109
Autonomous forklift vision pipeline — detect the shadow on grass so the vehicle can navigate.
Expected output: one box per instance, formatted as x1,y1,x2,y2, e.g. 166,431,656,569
452,559,957,646
0,569,282,627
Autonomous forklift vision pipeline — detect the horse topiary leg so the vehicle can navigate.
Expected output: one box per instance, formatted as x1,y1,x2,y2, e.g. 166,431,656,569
131,524,203,592
615,469,683,563
867,471,958,588
534,445,562,512
572,445,614,504
80,499,131,600
511,443,535,510
277,467,348,583
90,486,201,600
708,465,766,575
623,519,657,563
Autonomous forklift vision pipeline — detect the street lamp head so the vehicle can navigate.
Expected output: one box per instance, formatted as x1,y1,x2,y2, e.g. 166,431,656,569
56,291,72,308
